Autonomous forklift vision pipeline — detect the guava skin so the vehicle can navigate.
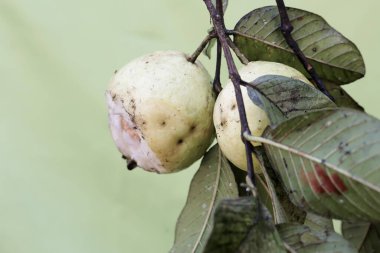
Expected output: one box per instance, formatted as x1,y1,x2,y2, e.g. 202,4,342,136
106,51,216,173
213,61,312,173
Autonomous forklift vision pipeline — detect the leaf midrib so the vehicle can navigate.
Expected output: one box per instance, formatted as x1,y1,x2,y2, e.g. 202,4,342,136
233,30,361,74
250,135,380,193
191,148,222,253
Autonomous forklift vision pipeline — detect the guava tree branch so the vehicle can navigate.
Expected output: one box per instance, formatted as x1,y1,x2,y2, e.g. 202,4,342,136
188,31,216,63
203,0,256,184
212,0,223,94
275,0,333,101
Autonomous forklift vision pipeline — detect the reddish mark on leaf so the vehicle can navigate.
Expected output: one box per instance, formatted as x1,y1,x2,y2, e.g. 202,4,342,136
301,164,348,195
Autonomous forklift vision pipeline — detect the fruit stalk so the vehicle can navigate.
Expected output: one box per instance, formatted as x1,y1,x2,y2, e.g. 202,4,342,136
203,0,256,185
275,0,333,100
187,31,216,63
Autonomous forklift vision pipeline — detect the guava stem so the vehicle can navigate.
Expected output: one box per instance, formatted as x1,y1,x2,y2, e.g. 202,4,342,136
187,31,216,63
275,0,334,101
203,0,256,186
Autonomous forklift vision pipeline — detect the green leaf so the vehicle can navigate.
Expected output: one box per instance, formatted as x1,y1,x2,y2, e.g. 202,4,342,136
246,108,380,221
324,81,364,111
202,197,286,253
234,6,365,85
304,212,334,232
170,145,238,253
342,221,380,252
247,75,336,125
277,223,357,253
256,148,307,224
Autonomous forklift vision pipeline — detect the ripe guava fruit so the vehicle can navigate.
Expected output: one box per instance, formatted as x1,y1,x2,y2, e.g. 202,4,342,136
107,51,215,173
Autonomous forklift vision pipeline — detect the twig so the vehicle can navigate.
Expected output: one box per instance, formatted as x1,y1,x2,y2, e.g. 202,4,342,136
203,0,256,185
226,36,249,65
275,0,334,101
187,30,216,63
212,0,223,94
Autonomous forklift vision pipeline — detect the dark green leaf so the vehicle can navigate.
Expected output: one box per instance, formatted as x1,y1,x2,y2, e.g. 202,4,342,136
203,197,286,253
170,145,238,253
252,108,380,221
234,6,365,84
342,221,380,252
247,75,336,125
278,223,357,253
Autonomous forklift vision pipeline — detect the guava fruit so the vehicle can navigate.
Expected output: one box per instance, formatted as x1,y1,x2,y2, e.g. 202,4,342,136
213,61,312,172
106,51,215,173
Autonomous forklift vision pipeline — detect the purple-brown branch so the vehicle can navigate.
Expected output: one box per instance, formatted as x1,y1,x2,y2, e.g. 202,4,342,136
203,0,256,184
275,0,333,101
187,31,216,63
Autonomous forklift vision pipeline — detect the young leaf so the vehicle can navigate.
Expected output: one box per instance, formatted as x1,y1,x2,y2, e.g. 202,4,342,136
245,108,380,221
324,81,364,111
170,145,238,253
247,75,336,125
203,38,216,59
277,223,357,253
234,6,365,85
202,197,286,253
342,221,380,252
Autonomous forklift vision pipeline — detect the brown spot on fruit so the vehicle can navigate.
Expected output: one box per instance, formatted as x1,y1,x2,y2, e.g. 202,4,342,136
231,104,236,110
190,125,196,132
177,139,184,145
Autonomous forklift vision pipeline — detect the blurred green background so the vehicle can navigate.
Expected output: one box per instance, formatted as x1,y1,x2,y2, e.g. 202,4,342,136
1,0,379,252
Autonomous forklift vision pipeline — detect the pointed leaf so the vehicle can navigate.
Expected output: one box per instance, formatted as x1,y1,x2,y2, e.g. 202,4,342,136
170,145,238,253
203,197,286,253
247,75,336,125
234,6,365,84
247,108,380,221
342,221,380,252
277,223,357,253
324,81,364,111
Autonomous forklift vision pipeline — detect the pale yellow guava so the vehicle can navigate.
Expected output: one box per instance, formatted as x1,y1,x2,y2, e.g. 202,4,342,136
213,61,312,173
106,51,215,173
